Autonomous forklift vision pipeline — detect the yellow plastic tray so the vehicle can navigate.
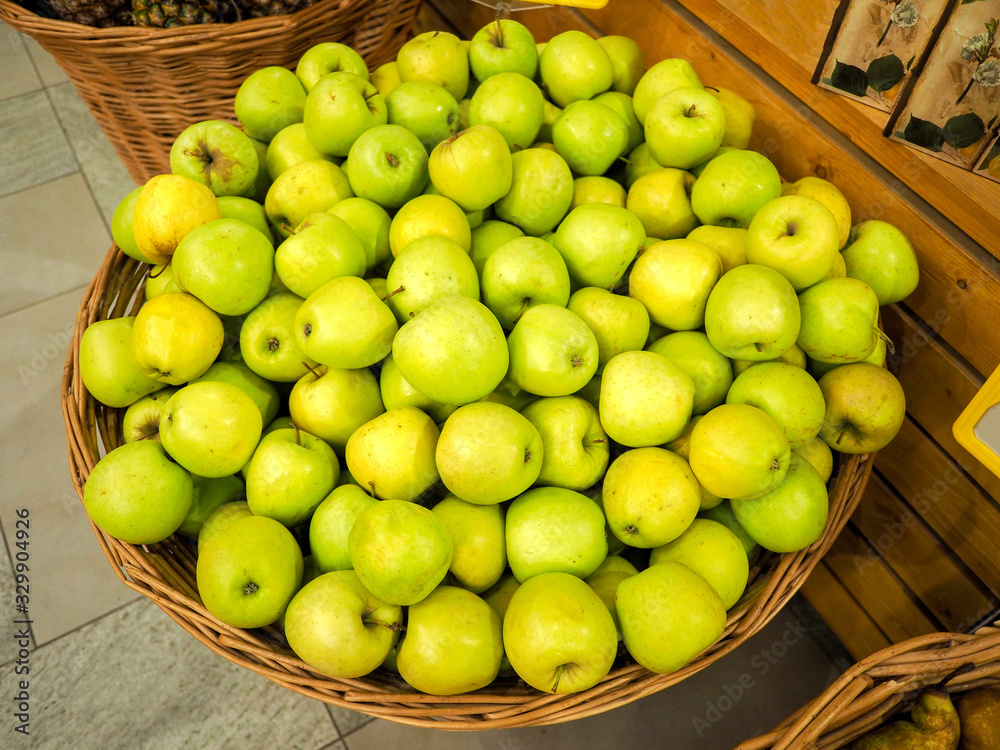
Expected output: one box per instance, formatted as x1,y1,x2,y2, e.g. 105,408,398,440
953,364,1000,478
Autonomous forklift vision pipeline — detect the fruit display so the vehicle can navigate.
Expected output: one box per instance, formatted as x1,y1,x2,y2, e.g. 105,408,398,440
19,0,317,27
80,21,921,700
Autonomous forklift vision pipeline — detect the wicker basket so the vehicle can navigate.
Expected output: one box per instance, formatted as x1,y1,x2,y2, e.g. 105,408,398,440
738,619,1000,749
59,243,878,729
0,0,421,184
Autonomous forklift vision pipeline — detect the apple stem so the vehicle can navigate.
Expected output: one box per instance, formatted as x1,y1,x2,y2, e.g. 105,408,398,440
244,582,259,596
551,665,564,694
290,421,302,446
876,328,896,354
685,104,698,118
385,152,399,168
836,427,848,446
587,439,607,446
302,361,322,379
367,481,376,498
381,285,405,302
705,85,720,93
754,343,764,353
148,264,167,279
511,299,531,326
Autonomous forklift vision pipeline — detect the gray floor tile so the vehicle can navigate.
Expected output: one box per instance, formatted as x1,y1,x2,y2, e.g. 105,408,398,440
0,524,21,667
0,24,40,102
0,173,111,316
322,743,346,750
0,89,77,198
327,703,375,738
48,81,137,225
345,608,843,750
22,599,340,750
21,35,69,87
0,289,138,646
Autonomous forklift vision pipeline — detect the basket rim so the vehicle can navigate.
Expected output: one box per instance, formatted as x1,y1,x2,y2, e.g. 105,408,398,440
61,244,878,730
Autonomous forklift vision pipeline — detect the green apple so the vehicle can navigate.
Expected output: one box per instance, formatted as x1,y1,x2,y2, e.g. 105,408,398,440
503,571,617,693
629,239,722,330
295,42,368,92
469,18,538,80
539,30,613,107
535,98,562,143
663,416,723,511
506,487,608,581
584,555,638,637
841,220,919,305
192,360,279,426
819,362,905,453
79,317,163,408
746,195,840,290
196,514,303,628
431,496,506,593
686,225,748,273
552,203,645,289
345,407,440,502
302,72,387,157
396,30,469,100
327,197,392,271
726,362,825,448
243,139,271,202
385,81,460,153
794,436,834,483
349,499,453,606
122,386,177,442
274,213,365,298
782,176,852,248
625,168,698,240
384,235,480,324
284,570,401,678
170,120,259,197
392,295,509,406
731,454,829,553
481,237,570,329
571,176,627,209
644,87,725,170
436,402,543,505
507,304,599,397
177,473,245,538
650,519,749,609
602,447,700,548
246,427,339,527
481,375,538,413
470,220,525,274
632,58,703,125
735,343,808,376
494,147,574,236
159,381,263,478
704,264,801,361
264,159,353,238
133,173,222,264
552,100,629,176
264,123,337,182
235,66,307,143
346,123,429,210
217,196,274,246
112,186,156,263
699,500,759,561
171,218,274,316
797,277,882,364
83,441,193,545
198,500,252,553
470,72,545,151
596,35,645,95
647,331,733,415
388,193,471,257
309,485,378,572
289,365,385,453
689,403,790,500
616,561,726,673
378,354,456,423
239,292,317,382
144,264,184,301
690,149,782,229
623,142,664,188
708,87,755,149
371,60,401,97
520,396,609,492
566,287,649,373
591,91,643,154
482,572,520,672
131,292,224,385
427,125,513,213
397,585,503,694
294,276,397,369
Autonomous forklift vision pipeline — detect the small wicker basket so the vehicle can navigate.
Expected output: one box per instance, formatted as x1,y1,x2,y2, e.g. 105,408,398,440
738,619,1000,749
60,243,878,729
0,0,422,184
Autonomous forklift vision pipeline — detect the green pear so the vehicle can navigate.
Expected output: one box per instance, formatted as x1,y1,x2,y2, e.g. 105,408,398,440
850,683,961,750
431,495,506,593
956,687,1000,750
797,277,883,364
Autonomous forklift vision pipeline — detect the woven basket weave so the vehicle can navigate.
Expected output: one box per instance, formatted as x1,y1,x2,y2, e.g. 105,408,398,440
59,242,877,729
738,619,1000,749
0,0,421,184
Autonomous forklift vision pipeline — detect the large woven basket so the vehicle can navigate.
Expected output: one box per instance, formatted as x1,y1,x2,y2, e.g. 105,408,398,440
738,618,1000,749
60,243,878,730
0,0,421,184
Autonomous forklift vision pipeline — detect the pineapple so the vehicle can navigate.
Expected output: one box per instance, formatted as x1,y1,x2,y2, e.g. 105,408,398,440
46,0,132,27
131,0,219,27
239,0,317,19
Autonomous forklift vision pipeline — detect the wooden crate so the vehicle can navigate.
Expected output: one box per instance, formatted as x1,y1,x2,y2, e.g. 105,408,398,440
423,0,1000,661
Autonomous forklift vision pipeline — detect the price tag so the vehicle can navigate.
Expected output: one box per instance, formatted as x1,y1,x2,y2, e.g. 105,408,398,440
469,0,609,12
953,365,1000,478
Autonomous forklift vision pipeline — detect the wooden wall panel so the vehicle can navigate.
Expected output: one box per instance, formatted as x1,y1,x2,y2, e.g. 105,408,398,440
801,562,891,661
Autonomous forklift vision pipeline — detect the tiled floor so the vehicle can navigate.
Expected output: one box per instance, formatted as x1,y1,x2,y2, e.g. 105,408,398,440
0,25,853,749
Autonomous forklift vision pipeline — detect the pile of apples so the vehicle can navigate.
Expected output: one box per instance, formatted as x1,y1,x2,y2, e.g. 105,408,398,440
77,20,919,697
